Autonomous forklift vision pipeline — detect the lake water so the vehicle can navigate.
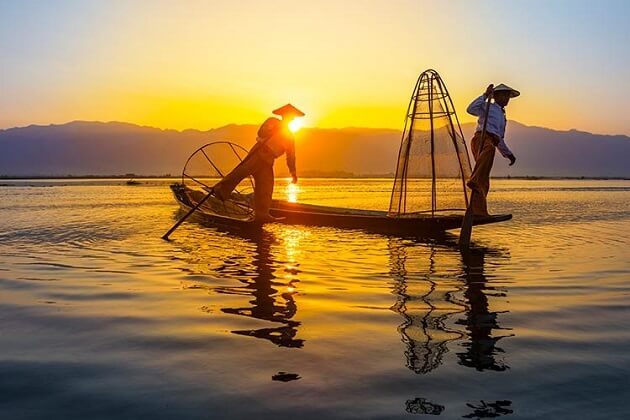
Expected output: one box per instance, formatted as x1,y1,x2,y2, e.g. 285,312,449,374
0,178,629,419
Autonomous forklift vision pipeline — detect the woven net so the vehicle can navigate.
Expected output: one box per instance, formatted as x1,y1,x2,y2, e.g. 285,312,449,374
389,70,472,217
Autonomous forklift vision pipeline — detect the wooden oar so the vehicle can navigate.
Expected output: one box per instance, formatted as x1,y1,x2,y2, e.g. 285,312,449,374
459,91,493,250
162,188,214,240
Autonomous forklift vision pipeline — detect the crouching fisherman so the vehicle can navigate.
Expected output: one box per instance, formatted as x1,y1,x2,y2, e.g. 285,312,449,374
466,83,519,216
213,104,304,222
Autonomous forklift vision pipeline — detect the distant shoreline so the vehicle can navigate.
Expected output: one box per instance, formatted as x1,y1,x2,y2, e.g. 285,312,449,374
1,175,629,181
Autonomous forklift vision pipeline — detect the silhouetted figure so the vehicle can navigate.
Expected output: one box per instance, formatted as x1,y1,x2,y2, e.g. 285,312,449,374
213,104,304,222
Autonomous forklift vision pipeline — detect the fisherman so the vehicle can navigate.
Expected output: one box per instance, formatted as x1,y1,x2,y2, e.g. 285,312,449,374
213,104,303,222
466,84,519,216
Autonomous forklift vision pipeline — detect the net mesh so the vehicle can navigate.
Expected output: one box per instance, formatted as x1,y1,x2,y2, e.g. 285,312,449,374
389,70,472,217
182,142,254,220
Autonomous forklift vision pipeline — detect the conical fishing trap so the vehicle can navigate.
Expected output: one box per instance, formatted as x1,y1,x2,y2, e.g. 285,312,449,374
389,69,472,217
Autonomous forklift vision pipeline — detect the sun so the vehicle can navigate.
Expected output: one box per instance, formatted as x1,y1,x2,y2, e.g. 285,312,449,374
288,118,304,133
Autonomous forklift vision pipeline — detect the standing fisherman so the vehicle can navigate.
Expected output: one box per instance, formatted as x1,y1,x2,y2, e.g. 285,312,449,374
466,84,519,216
213,104,304,222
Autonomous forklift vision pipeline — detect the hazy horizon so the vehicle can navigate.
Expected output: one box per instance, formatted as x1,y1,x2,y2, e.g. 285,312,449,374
3,118,630,139
2,119,628,178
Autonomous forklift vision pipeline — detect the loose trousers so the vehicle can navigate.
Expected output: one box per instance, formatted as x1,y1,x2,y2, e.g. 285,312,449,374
468,131,498,216
213,145,275,220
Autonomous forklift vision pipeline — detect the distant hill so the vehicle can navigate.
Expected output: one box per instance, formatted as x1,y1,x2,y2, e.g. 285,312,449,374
0,120,628,177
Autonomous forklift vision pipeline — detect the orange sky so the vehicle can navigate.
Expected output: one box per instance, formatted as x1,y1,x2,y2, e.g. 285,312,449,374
1,1,629,135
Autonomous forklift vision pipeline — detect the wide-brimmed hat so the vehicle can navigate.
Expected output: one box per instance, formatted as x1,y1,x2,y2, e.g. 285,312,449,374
272,103,305,117
494,83,520,98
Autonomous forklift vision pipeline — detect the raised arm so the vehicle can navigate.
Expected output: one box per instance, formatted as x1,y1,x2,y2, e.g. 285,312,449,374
467,84,494,116
466,95,487,116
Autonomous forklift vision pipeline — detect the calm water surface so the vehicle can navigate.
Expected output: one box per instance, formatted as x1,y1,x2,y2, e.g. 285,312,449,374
0,179,629,419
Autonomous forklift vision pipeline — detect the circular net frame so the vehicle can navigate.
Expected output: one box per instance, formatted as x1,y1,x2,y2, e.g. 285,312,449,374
182,141,255,221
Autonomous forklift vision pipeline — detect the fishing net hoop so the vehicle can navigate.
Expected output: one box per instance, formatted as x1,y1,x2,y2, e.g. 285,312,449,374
181,141,255,220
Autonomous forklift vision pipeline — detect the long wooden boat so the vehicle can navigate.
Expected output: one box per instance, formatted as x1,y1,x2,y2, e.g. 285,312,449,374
170,183,511,234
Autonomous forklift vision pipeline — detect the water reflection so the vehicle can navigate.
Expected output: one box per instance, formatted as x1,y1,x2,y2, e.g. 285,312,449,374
388,239,464,374
404,397,513,418
388,238,512,374
463,400,514,418
285,181,300,203
405,397,445,415
216,228,303,348
457,249,513,372
205,224,512,373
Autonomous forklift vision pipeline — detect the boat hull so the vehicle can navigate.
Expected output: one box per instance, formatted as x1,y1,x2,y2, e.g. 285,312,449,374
170,183,511,234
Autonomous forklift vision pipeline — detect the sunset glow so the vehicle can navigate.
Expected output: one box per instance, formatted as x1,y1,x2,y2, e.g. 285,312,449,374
288,118,304,133
1,1,628,135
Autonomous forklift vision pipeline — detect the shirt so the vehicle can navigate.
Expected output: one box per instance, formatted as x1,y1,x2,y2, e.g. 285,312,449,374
466,95,514,158
255,117,296,176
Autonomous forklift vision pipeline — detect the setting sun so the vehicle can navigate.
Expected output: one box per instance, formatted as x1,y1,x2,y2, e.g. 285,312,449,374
289,118,304,133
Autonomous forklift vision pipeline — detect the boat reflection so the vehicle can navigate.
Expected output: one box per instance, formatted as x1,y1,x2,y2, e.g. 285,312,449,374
193,221,511,372
215,227,304,348
388,237,512,374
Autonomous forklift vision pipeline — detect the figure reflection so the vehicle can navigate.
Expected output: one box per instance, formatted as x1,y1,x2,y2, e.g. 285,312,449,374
216,228,304,348
456,248,513,372
388,238,512,374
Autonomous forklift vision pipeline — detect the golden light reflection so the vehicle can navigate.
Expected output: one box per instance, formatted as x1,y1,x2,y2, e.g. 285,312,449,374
279,226,310,282
281,227,309,260
286,181,301,203
288,118,304,133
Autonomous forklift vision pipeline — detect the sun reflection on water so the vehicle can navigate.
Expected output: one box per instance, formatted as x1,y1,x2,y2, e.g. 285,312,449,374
286,180,301,203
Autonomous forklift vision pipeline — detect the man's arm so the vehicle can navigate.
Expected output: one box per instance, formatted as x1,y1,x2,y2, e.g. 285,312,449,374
497,139,516,165
466,95,487,116
286,139,297,183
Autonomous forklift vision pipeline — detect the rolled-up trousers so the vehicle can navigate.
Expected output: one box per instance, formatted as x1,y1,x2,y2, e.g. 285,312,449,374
468,131,498,216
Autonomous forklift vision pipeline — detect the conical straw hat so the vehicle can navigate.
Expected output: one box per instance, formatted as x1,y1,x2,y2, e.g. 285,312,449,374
272,104,305,117
494,83,520,98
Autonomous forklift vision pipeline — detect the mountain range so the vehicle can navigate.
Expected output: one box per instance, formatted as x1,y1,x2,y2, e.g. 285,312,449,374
0,120,628,178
